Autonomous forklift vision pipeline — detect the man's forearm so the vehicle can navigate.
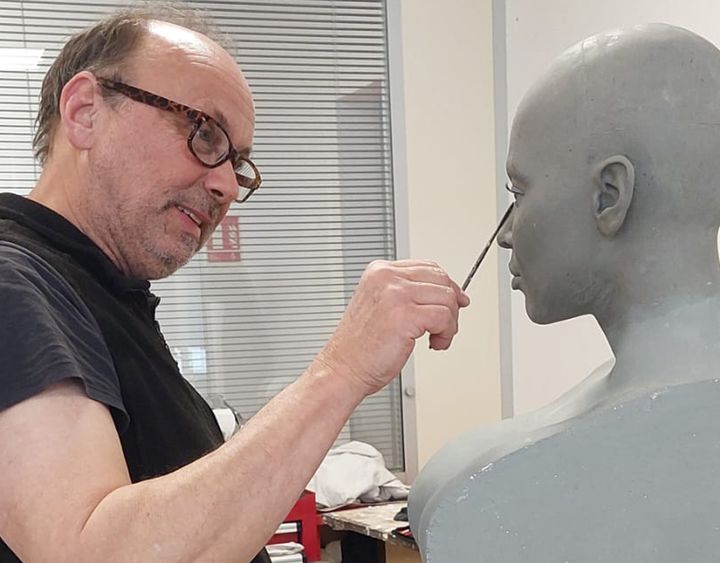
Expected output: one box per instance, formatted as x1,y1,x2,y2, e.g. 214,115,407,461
1,260,465,563
79,358,365,563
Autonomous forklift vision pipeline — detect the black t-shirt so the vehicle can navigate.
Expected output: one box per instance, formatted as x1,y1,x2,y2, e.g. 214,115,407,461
0,194,270,563
0,241,127,424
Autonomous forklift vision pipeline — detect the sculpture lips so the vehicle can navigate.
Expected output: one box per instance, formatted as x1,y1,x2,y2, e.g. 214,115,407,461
509,265,521,289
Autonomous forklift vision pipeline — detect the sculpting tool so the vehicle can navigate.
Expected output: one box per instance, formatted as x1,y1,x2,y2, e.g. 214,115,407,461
461,203,514,291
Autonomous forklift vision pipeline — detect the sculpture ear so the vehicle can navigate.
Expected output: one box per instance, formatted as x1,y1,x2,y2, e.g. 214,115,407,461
593,155,635,237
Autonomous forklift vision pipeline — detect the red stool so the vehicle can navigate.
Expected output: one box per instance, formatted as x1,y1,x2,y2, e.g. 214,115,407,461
268,490,322,561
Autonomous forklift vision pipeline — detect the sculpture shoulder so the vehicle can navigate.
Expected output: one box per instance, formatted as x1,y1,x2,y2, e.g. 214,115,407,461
409,359,615,540
408,361,613,544
408,409,556,545
419,380,720,562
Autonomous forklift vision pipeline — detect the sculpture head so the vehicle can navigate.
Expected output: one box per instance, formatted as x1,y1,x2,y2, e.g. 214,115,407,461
498,23,720,325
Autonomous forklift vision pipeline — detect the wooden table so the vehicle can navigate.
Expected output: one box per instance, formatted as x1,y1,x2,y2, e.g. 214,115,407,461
322,501,421,562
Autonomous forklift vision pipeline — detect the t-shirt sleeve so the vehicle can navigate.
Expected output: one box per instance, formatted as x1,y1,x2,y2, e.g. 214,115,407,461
0,242,128,431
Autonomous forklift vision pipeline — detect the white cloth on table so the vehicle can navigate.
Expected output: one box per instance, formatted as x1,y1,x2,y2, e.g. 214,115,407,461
307,441,409,510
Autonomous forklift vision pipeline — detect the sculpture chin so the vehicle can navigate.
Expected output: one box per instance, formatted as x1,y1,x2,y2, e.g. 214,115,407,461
524,299,574,326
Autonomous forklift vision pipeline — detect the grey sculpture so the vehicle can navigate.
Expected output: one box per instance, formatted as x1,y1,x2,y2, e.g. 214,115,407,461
409,23,720,562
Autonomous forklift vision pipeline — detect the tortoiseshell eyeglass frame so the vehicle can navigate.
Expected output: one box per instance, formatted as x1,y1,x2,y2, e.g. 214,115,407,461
96,77,261,203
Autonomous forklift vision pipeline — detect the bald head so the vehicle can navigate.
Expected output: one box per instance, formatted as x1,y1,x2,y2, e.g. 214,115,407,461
126,21,255,139
511,23,720,230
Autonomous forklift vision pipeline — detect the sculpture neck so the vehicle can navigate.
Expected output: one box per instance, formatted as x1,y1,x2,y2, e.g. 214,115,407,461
600,294,720,397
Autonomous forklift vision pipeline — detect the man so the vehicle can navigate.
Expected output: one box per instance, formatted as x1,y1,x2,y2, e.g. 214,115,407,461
0,7,469,562
409,23,720,561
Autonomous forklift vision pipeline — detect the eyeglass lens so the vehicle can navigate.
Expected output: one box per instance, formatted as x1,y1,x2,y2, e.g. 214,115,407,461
190,119,259,200
191,119,229,166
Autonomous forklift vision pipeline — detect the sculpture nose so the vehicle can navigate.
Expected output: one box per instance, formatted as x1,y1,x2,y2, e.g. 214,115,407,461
497,207,514,249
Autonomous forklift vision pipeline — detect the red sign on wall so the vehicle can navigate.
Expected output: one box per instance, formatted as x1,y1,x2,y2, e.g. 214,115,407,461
206,215,241,262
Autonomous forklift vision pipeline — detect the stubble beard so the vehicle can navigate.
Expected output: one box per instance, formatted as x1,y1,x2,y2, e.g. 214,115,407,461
89,187,199,280
87,157,215,279
140,229,197,280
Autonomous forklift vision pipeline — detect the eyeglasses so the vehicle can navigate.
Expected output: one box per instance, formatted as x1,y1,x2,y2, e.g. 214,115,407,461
96,78,261,203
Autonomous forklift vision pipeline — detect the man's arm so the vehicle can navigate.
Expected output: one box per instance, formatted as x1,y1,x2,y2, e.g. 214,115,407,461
0,260,469,562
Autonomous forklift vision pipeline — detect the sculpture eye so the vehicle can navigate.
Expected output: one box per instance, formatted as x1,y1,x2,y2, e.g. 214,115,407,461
505,181,524,205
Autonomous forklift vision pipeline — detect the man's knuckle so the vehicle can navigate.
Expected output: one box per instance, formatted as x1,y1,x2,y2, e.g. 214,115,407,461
365,260,395,283
435,286,455,309
384,283,405,301
364,259,386,277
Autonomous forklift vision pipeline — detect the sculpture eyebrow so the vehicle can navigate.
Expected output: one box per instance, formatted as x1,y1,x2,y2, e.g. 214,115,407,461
506,162,529,186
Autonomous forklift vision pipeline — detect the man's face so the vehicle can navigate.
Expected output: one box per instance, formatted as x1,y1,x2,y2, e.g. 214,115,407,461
82,23,255,279
499,100,605,325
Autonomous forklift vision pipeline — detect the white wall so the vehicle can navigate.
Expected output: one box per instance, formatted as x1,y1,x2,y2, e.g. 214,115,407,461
390,0,503,476
504,0,720,414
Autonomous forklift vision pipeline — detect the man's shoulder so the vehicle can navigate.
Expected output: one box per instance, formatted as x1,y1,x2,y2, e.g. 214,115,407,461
1,239,50,261
0,240,75,294
0,240,97,331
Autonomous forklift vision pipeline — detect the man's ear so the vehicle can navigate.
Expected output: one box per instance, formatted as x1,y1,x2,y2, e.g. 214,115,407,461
593,155,635,237
58,71,101,151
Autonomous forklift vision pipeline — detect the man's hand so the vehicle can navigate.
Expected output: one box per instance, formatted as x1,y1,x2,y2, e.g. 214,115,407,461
317,259,470,396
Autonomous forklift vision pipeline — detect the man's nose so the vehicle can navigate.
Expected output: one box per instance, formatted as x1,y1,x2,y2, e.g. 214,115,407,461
497,207,514,249
203,160,239,205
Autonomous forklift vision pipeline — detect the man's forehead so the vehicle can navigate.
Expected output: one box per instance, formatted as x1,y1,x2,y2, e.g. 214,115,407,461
128,23,255,144
135,20,240,84
146,20,215,57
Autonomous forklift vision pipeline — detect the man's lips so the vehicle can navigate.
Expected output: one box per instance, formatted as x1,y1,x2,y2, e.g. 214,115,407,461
176,205,208,229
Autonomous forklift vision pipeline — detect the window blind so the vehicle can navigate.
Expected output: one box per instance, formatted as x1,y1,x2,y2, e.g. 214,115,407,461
0,0,403,470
